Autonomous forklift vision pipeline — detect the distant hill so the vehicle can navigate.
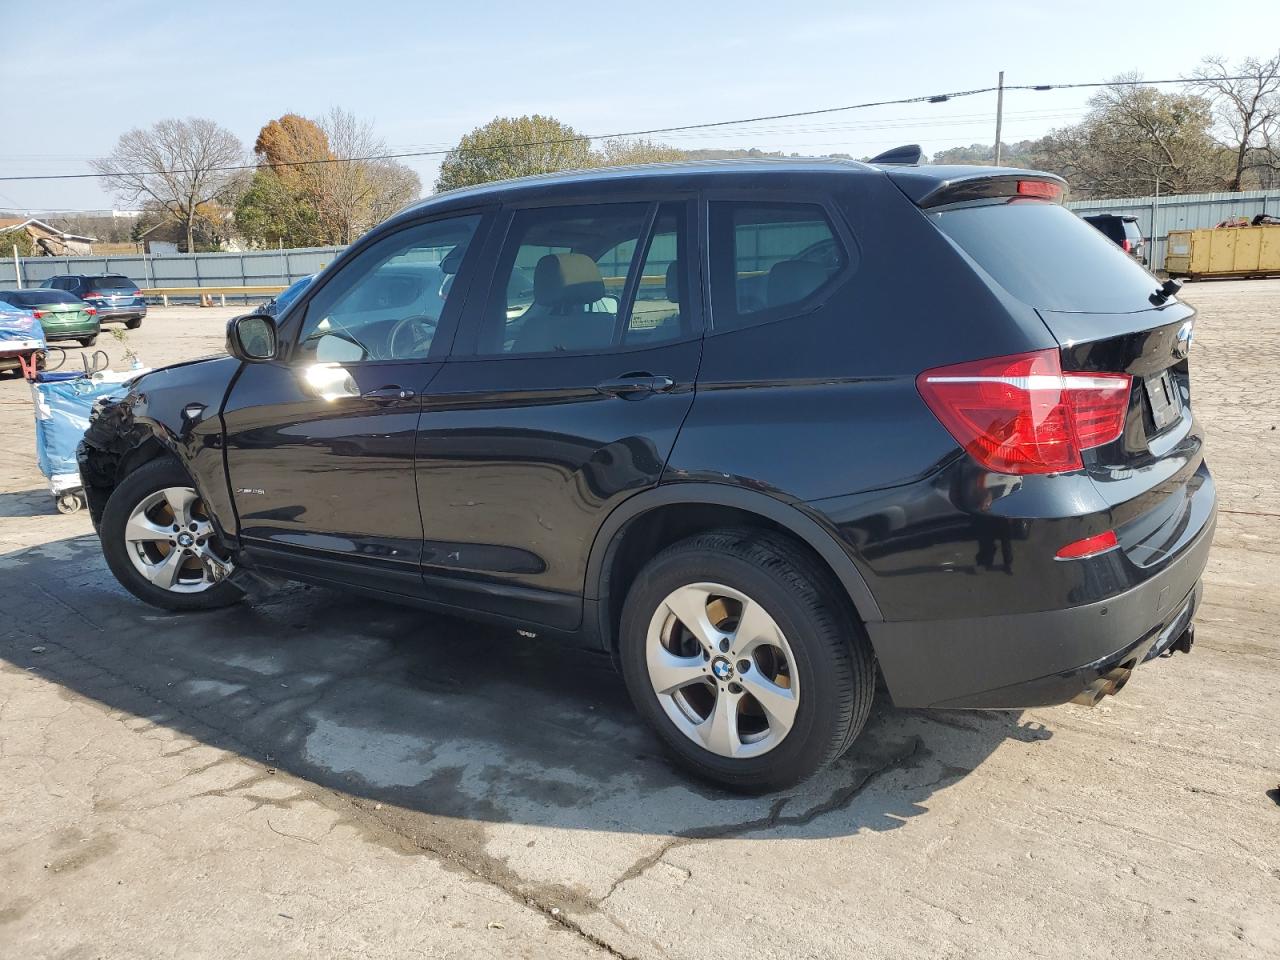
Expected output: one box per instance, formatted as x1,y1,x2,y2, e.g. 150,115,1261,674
929,141,1042,168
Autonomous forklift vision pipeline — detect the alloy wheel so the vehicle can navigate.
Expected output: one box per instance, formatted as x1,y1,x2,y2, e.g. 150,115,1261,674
645,582,800,759
123,486,233,593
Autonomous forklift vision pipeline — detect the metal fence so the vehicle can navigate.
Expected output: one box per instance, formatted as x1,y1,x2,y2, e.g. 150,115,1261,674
1066,189,1277,272
0,245,345,301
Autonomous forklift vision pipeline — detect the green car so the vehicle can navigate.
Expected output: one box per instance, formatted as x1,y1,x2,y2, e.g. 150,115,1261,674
0,289,101,346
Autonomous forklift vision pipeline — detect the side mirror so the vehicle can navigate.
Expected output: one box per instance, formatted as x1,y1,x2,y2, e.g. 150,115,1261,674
226,313,278,362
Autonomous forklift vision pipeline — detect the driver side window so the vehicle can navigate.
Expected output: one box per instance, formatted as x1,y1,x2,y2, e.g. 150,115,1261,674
295,214,481,364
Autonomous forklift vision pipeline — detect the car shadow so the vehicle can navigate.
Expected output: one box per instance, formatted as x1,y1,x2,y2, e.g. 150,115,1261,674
1,533,1051,843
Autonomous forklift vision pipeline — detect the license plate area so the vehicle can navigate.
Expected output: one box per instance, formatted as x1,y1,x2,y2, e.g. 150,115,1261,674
1144,369,1182,432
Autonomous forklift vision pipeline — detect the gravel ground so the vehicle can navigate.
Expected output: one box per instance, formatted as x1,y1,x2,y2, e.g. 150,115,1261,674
0,288,1276,960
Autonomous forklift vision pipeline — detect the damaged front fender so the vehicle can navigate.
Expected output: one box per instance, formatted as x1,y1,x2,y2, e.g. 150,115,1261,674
77,355,241,539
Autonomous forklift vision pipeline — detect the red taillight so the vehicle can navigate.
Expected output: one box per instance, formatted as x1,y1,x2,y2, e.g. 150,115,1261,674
84,291,101,299
917,349,1132,475
32,310,44,319
85,307,96,315
1055,530,1119,560
1017,180,1063,201
1121,239,1132,253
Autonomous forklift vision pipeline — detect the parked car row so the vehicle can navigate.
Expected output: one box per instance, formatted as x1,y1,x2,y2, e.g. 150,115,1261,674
0,274,147,373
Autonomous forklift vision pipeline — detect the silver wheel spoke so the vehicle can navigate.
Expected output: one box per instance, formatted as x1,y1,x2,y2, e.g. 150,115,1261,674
740,672,798,732
648,646,706,695
146,549,185,589
733,597,783,658
699,690,742,757
124,514,171,544
163,487,198,526
663,586,720,650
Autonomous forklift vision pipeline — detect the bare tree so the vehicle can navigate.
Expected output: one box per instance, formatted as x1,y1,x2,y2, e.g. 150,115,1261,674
1036,78,1230,198
91,118,244,253
1191,52,1280,190
316,108,421,244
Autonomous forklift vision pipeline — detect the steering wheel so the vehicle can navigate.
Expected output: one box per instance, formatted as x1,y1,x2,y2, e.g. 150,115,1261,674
387,314,438,359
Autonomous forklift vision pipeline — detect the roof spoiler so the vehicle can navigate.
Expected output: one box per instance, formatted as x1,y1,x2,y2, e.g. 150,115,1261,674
868,144,924,166
884,169,1068,207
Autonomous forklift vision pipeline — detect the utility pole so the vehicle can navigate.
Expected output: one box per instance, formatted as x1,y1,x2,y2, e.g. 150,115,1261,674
994,71,1005,165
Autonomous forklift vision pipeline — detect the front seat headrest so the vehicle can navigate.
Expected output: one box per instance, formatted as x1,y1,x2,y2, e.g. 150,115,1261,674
766,259,829,308
665,261,680,304
534,253,605,307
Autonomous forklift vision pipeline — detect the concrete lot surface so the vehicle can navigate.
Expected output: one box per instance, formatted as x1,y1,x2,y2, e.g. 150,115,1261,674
1,290,1277,959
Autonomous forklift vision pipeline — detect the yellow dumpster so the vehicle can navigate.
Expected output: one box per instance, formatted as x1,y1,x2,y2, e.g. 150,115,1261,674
1165,224,1280,279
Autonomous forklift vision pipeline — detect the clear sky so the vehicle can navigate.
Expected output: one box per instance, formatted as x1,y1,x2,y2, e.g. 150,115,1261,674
1,0,1276,212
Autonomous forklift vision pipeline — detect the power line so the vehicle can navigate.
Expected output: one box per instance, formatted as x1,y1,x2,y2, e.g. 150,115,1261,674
0,74,1250,184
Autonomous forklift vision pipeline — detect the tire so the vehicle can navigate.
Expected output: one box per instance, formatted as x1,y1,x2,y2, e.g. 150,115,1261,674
125,318,142,330
79,335,98,347
618,528,875,793
100,458,243,612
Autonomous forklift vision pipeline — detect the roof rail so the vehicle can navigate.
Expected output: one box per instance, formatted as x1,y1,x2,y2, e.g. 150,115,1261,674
868,144,924,166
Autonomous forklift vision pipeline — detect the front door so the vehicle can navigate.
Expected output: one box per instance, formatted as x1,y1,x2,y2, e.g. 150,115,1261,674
413,199,702,628
222,212,487,593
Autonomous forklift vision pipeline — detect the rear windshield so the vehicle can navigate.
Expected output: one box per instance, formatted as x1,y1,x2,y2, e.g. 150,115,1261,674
6,289,82,305
932,200,1159,313
95,276,139,290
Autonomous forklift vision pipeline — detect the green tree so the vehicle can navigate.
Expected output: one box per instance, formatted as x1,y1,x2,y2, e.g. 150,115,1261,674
595,138,688,166
3,228,36,258
435,115,594,191
234,170,322,248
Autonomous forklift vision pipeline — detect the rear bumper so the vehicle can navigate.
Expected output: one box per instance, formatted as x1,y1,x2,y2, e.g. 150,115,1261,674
44,325,99,340
868,503,1216,708
92,304,146,321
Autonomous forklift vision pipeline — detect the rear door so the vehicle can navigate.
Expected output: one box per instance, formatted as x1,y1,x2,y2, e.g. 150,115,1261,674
929,196,1209,567
412,197,702,629
221,211,490,593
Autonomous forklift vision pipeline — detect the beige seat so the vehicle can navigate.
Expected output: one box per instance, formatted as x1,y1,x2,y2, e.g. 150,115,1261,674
510,253,614,353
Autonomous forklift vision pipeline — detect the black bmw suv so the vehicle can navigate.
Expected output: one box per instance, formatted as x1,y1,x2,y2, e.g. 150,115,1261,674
79,157,1214,791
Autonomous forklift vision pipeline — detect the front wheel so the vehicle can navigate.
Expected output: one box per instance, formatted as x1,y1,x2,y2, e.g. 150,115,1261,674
100,458,243,612
619,529,875,792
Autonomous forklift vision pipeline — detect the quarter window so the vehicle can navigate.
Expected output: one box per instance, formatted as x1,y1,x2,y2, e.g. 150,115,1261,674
294,215,480,363
709,201,849,331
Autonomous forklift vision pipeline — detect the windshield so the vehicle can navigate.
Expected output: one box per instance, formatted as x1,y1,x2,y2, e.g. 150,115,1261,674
932,200,1160,313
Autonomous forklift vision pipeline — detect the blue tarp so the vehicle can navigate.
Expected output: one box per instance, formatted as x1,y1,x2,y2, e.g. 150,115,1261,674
31,375,132,493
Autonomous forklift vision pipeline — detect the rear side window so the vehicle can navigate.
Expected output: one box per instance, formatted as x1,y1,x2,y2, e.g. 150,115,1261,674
46,277,73,290
709,201,849,331
478,201,689,355
934,201,1158,313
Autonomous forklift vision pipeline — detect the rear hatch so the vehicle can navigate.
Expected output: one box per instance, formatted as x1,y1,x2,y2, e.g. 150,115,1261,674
906,175,1209,572
84,276,143,307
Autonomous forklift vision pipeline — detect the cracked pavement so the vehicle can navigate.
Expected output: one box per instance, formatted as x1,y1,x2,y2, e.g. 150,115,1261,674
2,288,1278,959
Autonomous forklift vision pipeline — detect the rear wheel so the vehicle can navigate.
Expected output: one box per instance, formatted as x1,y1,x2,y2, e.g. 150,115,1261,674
100,459,243,612
78,335,98,347
125,318,142,330
619,529,875,792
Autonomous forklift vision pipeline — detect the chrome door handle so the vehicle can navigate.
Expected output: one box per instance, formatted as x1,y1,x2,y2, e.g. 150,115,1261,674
596,374,675,397
361,385,416,403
